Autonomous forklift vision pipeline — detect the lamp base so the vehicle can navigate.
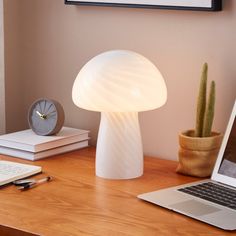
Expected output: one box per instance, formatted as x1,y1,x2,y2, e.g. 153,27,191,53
96,112,143,179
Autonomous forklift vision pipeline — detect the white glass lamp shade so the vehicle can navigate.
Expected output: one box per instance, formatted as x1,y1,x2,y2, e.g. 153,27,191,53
72,50,167,179
72,50,167,112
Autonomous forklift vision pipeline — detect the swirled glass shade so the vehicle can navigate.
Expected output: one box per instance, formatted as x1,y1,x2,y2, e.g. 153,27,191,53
72,50,167,112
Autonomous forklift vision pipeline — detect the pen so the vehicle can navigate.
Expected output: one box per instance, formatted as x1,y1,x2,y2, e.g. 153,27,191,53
18,176,52,190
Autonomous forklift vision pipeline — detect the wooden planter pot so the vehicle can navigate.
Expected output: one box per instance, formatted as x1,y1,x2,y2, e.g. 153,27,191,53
176,130,223,177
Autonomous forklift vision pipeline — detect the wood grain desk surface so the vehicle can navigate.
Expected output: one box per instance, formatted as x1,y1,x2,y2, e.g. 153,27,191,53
0,147,235,236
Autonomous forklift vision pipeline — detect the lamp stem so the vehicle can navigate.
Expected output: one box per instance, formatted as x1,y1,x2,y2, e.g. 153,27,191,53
96,111,143,179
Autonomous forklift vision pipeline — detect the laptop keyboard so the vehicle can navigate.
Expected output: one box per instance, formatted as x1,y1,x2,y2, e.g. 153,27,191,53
178,182,236,210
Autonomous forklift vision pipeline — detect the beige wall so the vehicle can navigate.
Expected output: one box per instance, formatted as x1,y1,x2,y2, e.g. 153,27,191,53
0,0,5,134
4,0,23,132
4,0,236,160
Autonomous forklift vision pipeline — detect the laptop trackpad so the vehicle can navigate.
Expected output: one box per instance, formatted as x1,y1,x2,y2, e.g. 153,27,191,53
169,200,221,217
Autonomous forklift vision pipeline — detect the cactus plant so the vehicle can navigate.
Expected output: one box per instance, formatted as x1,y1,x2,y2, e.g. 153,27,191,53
194,63,215,137
177,63,220,177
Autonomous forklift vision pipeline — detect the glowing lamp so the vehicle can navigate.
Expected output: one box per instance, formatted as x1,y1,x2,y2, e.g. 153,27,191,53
72,50,167,179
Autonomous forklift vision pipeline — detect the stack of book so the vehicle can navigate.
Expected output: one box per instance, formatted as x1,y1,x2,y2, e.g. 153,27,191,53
0,127,90,161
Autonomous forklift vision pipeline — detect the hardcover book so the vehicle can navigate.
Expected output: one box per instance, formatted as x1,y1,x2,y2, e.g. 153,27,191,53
0,127,89,152
0,140,89,161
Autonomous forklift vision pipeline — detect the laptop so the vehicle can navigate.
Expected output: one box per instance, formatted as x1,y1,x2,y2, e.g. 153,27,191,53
138,100,236,230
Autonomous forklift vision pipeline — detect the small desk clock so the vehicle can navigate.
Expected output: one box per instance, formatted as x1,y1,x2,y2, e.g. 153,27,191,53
28,98,65,136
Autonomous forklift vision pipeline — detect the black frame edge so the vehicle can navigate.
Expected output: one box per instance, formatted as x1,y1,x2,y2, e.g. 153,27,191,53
64,0,222,11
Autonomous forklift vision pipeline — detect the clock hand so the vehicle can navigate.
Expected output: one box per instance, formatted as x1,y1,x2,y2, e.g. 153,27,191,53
36,110,47,120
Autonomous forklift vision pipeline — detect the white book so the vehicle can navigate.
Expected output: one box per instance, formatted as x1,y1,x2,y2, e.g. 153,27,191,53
0,140,89,161
0,127,89,152
0,161,41,186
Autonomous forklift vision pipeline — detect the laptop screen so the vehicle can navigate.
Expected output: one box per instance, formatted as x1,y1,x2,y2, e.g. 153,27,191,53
218,116,236,178
212,101,236,186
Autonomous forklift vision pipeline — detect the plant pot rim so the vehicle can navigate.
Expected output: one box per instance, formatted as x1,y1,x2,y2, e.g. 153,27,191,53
180,129,222,140
179,129,223,151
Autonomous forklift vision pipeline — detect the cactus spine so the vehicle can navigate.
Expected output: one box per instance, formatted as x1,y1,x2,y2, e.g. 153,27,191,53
194,63,215,137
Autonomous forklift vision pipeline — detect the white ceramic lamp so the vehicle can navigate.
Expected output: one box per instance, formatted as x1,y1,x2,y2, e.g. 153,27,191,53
72,50,167,179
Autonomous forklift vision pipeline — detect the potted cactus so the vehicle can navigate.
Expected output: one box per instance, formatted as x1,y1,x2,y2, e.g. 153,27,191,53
176,63,223,177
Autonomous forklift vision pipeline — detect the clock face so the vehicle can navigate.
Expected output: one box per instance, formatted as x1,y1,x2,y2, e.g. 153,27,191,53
28,98,65,136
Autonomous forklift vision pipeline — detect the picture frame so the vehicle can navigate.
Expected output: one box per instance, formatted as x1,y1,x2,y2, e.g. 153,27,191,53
65,0,222,11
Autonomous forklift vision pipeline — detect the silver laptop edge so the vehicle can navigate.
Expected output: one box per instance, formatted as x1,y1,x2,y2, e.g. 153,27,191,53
138,100,236,230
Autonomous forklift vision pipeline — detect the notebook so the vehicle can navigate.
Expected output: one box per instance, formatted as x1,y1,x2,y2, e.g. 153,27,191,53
138,100,236,230
0,161,41,186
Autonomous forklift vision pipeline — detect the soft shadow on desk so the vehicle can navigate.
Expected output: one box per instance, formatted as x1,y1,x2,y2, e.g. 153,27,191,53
0,225,40,236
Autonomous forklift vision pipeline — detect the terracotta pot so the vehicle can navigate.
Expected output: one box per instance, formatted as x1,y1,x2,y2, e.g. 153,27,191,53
176,130,223,177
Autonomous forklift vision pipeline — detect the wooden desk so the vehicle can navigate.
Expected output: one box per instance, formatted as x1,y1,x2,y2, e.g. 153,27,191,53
0,147,235,236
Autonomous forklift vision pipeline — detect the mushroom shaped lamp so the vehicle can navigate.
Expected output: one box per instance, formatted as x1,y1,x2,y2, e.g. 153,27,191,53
72,50,167,179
